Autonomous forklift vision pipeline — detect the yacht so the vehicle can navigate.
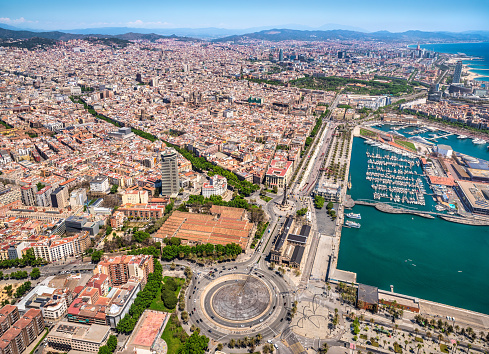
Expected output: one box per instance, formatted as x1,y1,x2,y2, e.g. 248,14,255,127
473,138,486,145
345,220,361,228
458,135,468,139
346,213,361,219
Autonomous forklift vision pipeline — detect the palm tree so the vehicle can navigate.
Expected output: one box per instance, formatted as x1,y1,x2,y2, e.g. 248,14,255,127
256,333,262,343
320,343,329,353
416,343,422,354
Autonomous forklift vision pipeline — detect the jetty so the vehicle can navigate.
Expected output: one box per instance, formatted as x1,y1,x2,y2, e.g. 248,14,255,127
354,199,435,219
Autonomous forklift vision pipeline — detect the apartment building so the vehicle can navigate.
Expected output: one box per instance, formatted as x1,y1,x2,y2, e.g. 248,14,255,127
67,280,141,328
46,321,110,353
89,176,109,194
265,160,293,189
35,186,53,208
95,255,154,286
50,187,69,209
0,306,20,336
0,308,44,354
117,203,165,219
69,189,87,208
20,185,36,207
32,232,91,262
202,175,227,198
121,189,148,204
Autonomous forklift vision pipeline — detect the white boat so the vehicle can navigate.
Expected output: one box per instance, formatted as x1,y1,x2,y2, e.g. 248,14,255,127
458,135,467,139
346,213,361,219
345,220,361,228
473,138,486,145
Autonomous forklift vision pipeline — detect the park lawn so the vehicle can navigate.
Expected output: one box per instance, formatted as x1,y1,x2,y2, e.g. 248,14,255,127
149,277,185,312
395,139,416,151
360,334,368,340
360,128,376,138
370,340,379,347
161,320,187,353
415,337,423,343
440,344,449,353
260,195,272,202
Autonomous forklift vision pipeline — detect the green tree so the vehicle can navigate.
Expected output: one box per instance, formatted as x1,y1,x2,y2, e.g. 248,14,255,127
161,287,178,309
179,331,209,354
110,185,118,194
164,277,178,292
30,268,41,280
36,182,45,191
91,250,104,263
107,335,117,352
296,208,308,216
132,231,151,243
98,345,111,354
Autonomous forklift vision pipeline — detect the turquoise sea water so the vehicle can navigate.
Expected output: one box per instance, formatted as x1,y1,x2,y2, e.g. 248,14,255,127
419,42,489,82
337,137,489,314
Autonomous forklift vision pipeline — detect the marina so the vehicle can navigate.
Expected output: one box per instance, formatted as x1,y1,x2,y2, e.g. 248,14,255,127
337,137,489,315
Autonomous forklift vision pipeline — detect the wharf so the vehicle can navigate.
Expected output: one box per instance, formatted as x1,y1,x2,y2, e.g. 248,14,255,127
439,215,489,226
353,200,435,219
348,199,489,225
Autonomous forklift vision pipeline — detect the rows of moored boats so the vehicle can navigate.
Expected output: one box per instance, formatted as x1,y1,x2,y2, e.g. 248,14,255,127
364,142,426,206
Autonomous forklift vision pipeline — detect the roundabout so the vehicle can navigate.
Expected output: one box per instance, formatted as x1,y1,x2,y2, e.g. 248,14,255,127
210,275,271,322
187,266,293,340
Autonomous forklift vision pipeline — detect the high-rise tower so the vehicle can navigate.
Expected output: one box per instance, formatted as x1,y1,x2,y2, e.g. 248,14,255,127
161,149,180,197
453,61,463,84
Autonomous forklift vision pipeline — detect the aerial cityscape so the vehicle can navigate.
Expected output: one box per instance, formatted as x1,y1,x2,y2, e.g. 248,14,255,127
0,1,489,354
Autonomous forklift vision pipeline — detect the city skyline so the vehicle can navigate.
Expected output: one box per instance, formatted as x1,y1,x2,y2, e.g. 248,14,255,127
1,0,488,32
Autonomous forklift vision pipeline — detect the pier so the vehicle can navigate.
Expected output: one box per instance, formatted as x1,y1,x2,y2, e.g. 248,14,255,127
353,199,435,219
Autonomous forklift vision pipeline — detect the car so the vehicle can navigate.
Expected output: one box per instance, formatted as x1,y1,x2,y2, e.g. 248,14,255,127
188,295,191,299
267,340,272,344
194,299,196,302
260,319,263,322
274,344,279,349
240,325,244,327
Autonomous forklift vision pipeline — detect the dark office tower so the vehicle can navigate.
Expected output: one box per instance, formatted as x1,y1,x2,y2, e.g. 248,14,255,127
279,48,284,62
161,149,179,197
136,73,142,83
338,51,345,59
453,61,463,84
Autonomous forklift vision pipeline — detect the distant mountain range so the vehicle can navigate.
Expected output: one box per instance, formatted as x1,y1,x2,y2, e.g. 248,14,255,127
0,27,198,43
212,29,489,43
1,25,488,46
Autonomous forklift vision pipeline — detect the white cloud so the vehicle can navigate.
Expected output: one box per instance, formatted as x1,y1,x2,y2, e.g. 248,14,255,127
0,17,38,25
126,20,171,28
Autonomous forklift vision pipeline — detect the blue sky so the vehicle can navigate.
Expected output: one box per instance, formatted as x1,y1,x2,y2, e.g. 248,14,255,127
0,0,488,32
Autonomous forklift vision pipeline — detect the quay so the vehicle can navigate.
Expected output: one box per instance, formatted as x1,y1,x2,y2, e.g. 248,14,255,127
352,199,435,219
